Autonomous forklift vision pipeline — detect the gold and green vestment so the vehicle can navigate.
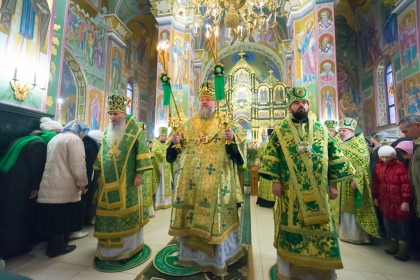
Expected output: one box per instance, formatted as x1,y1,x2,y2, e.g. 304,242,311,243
93,115,152,253
168,113,246,250
259,117,355,270
257,144,276,204
337,133,380,238
152,139,172,209
141,169,154,208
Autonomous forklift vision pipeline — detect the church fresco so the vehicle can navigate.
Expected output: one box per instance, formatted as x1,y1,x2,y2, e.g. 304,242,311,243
110,47,122,94
335,15,360,120
363,98,376,136
60,60,77,125
65,2,107,89
294,13,317,85
402,73,420,115
0,0,53,110
87,89,103,130
320,86,336,121
398,6,419,78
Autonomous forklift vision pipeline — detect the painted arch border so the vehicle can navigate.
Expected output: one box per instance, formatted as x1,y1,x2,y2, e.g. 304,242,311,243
63,47,88,121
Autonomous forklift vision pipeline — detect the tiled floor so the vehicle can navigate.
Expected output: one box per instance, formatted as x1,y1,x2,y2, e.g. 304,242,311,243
3,195,420,279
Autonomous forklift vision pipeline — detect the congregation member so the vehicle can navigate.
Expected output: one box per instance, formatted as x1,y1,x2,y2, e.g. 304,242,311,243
61,120,96,239
85,129,103,224
0,118,60,258
398,114,420,256
372,145,412,261
166,81,246,276
36,120,88,258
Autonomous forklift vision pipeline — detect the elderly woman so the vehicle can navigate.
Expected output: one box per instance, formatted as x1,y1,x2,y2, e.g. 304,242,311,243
36,120,88,258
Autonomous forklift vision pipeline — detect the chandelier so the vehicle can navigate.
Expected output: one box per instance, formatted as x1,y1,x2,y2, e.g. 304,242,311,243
188,0,286,40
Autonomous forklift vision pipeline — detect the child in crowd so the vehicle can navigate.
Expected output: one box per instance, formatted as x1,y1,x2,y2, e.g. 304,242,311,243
372,145,412,261
394,140,413,162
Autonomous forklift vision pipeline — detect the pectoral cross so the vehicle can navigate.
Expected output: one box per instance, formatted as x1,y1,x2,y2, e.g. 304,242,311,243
108,144,121,158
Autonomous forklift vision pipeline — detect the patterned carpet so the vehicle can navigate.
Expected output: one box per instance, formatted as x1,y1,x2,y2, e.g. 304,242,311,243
136,187,253,279
93,245,151,272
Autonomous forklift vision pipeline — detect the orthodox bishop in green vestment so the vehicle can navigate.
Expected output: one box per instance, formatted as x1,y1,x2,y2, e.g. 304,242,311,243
259,87,355,280
93,94,152,262
336,117,380,244
166,81,246,276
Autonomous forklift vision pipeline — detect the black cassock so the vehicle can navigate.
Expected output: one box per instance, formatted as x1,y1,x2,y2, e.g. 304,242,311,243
0,139,47,258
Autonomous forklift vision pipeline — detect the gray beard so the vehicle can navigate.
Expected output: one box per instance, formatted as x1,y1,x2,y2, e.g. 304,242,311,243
322,18,329,26
198,106,214,119
106,119,126,145
341,134,354,142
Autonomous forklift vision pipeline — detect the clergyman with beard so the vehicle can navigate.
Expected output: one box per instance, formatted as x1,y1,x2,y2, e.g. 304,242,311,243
166,81,247,275
336,117,380,244
93,94,152,267
258,87,355,280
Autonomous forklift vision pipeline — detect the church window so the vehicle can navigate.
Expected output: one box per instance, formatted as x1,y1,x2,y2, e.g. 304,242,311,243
126,81,133,115
376,59,395,126
385,64,396,124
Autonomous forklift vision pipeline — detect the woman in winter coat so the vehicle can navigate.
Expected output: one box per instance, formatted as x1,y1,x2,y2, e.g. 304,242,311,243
372,145,412,261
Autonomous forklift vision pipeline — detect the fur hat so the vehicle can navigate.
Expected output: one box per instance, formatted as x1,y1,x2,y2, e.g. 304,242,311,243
88,130,103,144
286,87,309,108
395,141,413,156
40,117,63,132
378,145,396,158
198,81,216,100
339,117,357,131
106,94,127,113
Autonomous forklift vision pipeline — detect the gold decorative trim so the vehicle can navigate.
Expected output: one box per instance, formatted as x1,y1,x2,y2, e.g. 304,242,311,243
104,15,132,41
277,248,343,270
137,154,152,160
169,222,240,245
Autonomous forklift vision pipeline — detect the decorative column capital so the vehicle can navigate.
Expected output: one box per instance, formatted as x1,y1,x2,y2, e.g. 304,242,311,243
150,0,175,18
104,15,132,42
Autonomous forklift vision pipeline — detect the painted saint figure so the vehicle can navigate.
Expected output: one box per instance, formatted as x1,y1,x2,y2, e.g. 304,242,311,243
90,93,101,130
297,21,317,84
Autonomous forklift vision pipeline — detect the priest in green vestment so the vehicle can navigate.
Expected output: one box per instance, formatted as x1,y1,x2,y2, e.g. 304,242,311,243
152,127,173,209
256,136,276,208
324,119,338,138
166,81,246,276
336,117,381,244
93,94,152,263
259,87,355,280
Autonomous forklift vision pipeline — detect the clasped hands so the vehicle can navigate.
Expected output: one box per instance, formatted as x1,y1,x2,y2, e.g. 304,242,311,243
272,181,338,200
171,128,234,144
78,185,88,194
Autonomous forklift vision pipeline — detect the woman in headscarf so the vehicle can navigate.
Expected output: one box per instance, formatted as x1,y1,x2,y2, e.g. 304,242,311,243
36,120,88,258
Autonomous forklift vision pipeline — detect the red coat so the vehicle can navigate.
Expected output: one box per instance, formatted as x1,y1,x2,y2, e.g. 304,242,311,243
372,158,412,220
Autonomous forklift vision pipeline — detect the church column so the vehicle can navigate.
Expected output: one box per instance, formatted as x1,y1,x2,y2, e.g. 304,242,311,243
151,0,195,136
286,0,338,122
104,15,132,99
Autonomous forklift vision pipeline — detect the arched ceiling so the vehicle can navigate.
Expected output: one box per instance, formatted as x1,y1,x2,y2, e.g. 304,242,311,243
334,0,397,32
